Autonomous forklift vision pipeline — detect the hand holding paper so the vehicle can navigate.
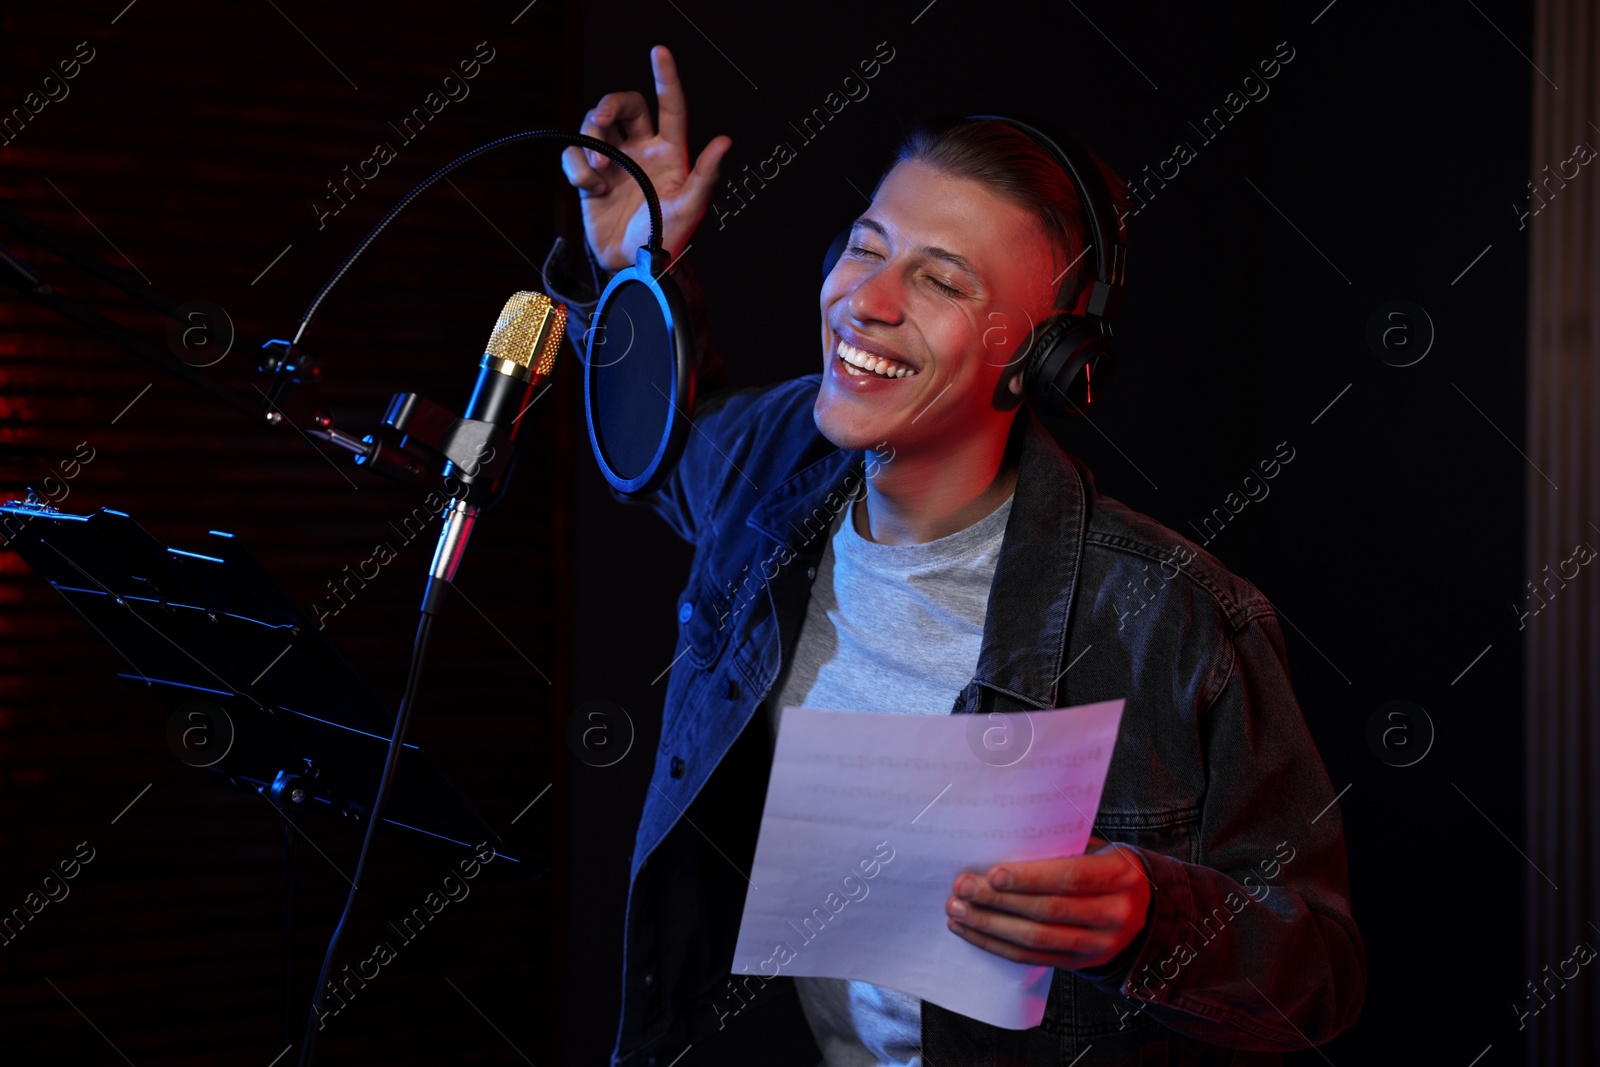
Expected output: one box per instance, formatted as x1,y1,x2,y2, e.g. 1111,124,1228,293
731,698,1127,1030
945,832,1153,970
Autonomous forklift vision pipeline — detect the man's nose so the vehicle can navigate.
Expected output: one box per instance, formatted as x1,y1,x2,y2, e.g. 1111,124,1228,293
846,264,906,326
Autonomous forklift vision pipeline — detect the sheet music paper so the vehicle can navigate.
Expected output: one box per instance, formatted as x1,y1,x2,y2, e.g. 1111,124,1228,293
731,698,1126,1029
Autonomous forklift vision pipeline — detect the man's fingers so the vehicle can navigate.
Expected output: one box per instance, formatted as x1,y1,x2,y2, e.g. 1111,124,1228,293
950,881,1129,929
578,105,612,169
560,144,607,196
946,905,1105,958
651,45,689,148
982,853,1129,895
581,90,652,168
682,134,733,197
605,89,655,140
947,914,1123,970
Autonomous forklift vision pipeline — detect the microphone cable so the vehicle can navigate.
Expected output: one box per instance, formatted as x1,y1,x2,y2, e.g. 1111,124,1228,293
297,607,436,1066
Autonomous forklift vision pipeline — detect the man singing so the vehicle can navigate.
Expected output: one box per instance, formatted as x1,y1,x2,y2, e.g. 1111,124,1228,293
545,45,1364,1067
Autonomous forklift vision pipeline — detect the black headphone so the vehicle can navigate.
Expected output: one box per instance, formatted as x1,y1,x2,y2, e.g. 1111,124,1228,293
822,115,1128,419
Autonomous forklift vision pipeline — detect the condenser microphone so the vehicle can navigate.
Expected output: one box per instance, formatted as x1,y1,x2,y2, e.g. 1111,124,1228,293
424,292,566,615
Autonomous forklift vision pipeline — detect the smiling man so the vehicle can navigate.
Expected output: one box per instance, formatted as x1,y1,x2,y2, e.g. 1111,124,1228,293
546,45,1365,1067
815,159,1049,549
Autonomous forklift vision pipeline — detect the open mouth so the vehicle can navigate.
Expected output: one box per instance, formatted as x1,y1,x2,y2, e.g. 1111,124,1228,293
836,340,918,379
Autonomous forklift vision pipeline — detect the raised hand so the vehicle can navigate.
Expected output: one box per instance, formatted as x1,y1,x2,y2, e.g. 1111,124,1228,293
560,45,732,272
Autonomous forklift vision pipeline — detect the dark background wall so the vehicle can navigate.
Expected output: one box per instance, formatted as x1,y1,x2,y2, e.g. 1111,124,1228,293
1,0,1538,1065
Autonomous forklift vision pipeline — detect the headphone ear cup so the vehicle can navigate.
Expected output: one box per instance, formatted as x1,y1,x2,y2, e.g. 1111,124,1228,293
822,226,852,282
1021,315,1116,419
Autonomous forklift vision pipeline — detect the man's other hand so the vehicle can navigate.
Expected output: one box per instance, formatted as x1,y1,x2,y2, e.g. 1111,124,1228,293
945,835,1154,970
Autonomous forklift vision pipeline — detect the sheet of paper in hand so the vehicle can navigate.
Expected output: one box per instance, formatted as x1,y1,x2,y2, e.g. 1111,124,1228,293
730,698,1126,1029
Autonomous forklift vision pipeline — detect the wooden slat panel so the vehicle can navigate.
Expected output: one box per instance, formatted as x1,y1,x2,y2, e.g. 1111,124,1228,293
1527,0,1600,1063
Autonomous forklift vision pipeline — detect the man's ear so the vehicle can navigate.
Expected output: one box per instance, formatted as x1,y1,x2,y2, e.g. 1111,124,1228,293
992,365,1026,412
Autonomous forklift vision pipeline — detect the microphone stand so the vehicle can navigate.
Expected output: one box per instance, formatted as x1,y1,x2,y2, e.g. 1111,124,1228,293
291,129,659,1067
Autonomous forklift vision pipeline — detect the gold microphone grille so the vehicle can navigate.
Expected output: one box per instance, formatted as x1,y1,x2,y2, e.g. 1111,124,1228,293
484,291,567,383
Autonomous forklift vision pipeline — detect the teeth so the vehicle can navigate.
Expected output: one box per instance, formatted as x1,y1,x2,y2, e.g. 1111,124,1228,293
838,340,917,378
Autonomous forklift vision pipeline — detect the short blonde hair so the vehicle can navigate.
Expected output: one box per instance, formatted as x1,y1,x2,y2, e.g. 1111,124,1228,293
891,118,1129,317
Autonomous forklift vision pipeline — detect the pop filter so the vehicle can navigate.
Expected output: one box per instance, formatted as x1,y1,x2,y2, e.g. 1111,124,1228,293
583,246,697,497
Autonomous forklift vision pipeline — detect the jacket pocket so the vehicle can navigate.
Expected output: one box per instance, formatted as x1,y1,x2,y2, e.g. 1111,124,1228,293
1037,805,1204,1047
1095,804,1201,865
677,568,737,670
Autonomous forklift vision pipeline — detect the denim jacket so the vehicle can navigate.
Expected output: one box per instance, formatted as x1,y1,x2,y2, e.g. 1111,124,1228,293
543,238,1366,1067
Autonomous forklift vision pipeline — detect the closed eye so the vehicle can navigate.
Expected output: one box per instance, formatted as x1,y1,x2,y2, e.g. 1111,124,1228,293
847,241,965,297
851,248,963,294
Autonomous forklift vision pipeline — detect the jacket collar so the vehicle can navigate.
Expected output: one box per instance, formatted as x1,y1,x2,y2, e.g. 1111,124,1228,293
746,405,1088,711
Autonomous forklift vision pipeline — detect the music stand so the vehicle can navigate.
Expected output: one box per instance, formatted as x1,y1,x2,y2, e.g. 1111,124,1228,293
0,498,541,1048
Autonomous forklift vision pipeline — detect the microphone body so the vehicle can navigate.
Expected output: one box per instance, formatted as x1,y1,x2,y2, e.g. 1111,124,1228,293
448,344,548,502
423,292,565,614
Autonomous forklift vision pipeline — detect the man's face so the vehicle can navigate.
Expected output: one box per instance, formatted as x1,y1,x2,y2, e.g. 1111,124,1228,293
815,158,1059,455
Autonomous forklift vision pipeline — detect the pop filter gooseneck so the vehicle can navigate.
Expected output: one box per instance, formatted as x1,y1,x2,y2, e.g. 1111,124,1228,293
289,130,662,344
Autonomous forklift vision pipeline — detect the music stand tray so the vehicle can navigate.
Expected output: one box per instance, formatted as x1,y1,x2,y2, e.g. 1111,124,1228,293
0,498,538,876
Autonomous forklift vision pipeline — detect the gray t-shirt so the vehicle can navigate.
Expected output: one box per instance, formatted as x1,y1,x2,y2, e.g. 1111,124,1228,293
766,488,1014,1067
